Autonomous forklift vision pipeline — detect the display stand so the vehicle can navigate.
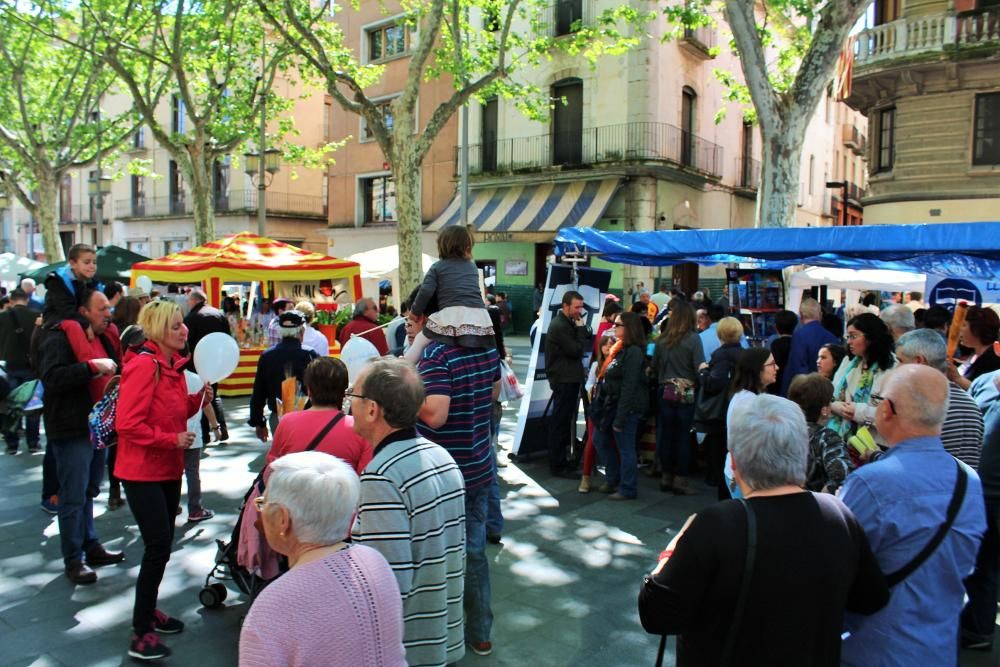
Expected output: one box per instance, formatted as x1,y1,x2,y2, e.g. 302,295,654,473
727,268,785,345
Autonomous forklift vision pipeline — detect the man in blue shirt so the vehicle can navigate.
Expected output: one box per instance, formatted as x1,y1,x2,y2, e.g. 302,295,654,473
840,364,986,666
780,298,838,395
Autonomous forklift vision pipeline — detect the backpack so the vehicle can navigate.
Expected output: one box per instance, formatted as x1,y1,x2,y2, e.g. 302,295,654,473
88,352,158,450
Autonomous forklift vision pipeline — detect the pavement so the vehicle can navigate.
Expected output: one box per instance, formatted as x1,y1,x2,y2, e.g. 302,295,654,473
0,335,996,666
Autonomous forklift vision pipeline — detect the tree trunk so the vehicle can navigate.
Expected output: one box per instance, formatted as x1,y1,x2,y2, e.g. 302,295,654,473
34,173,63,262
393,150,424,297
185,150,216,244
756,115,809,228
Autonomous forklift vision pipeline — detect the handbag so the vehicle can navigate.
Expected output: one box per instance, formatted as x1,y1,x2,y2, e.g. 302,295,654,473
661,378,695,405
692,383,729,433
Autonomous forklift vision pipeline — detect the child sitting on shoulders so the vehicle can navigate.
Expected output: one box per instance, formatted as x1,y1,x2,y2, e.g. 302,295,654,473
404,226,495,362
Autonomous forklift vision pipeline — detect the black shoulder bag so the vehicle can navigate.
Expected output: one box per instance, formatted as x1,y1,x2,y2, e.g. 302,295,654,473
651,499,756,667
885,459,967,587
305,412,345,452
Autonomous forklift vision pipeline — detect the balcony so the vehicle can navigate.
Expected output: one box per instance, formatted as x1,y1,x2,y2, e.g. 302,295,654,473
679,25,716,59
59,204,93,224
543,0,595,38
841,123,862,149
464,121,724,179
854,8,1000,67
735,156,760,191
114,191,327,218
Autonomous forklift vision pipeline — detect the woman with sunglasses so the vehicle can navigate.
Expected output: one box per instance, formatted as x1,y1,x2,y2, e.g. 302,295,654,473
720,348,780,497
591,312,649,500
828,313,896,446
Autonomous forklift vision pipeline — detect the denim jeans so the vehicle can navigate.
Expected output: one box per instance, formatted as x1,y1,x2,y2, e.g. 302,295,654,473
464,483,493,643
2,371,41,450
183,447,203,513
593,412,641,498
656,394,696,476
51,436,105,564
961,494,999,644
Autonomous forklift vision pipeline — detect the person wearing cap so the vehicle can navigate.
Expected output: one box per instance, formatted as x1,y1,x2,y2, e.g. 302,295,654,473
130,287,151,306
266,298,295,347
249,310,318,442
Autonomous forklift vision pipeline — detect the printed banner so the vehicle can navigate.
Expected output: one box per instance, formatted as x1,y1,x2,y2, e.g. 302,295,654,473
926,275,1000,310
512,264,611,458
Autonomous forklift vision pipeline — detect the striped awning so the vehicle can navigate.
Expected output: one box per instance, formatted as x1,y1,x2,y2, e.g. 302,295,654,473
426,178,620,233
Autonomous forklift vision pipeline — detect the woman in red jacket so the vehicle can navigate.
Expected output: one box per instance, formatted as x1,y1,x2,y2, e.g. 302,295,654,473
115,300,206,662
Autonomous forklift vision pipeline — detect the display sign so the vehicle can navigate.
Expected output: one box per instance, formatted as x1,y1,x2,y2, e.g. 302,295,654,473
273,279,351,305
926,275,1000,310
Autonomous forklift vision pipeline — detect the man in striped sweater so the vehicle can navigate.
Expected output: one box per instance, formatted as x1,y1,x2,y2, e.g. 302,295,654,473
351,358,467,667
417,341,501,657
895,329,984,468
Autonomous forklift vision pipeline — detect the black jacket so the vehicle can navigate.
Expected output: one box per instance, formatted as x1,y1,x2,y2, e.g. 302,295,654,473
184,302,231,370
248,338,318,426
0,304,39,372
545,311,589,385
42,267,96,329
700,342,743,397
37,326,118,441
604,344,649,430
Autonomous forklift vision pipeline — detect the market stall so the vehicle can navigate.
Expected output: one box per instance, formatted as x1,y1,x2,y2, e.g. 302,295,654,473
786,266,926,316
131,232,362,397
0,253,45,290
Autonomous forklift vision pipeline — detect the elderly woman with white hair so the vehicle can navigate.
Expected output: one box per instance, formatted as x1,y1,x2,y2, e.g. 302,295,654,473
240,451,406,667
638,394,888,667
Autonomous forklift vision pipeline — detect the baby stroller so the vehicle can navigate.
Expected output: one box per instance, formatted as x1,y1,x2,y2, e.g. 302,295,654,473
199,471,284,608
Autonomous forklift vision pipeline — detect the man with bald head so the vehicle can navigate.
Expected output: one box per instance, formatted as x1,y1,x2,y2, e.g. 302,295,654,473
840,364,986,666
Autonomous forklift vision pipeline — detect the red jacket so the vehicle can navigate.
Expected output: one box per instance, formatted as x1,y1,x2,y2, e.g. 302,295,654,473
114,341,203,482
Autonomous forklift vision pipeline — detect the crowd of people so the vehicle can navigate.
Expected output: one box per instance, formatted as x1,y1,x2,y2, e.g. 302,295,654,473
2,239,999,665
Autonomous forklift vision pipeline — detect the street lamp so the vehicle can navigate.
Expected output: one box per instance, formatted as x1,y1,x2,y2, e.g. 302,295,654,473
244,147,280,237
88,173,113,245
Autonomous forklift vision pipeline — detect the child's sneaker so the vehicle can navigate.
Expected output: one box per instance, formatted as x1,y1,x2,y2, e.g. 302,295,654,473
153,609,184,634
128,631,171,661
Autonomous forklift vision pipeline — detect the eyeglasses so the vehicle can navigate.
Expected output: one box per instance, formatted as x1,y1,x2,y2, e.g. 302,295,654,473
613,321,624,327
344,391,376,404
764,361,778,368
845,332,864,341
253,496,278,512
871,393,896,415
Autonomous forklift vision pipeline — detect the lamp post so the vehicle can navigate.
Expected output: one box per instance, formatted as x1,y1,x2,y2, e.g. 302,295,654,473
244,146,280,237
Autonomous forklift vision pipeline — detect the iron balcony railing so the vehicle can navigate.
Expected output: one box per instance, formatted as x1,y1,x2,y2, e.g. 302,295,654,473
114,191,327,218
466,121,724,179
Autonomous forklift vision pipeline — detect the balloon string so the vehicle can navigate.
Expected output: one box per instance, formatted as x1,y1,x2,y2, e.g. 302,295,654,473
351,316,403,339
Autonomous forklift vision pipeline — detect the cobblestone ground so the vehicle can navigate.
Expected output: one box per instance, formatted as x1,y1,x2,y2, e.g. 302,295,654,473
0,336,995,666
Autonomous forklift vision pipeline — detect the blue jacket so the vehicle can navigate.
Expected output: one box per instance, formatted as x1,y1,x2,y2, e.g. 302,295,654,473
780,320,838,395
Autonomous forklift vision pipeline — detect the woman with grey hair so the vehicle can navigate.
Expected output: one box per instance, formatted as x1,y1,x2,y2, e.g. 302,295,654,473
240,451,406,667
639,394,888,666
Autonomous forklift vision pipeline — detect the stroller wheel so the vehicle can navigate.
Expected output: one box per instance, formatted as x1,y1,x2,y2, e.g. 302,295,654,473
211,583,228,602
199,585,225,608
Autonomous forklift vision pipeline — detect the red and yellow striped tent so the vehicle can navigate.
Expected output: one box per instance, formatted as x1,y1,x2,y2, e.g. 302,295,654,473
130,232,362,306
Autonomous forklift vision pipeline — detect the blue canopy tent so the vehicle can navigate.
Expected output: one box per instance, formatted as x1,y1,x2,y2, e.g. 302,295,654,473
554,222,1000,280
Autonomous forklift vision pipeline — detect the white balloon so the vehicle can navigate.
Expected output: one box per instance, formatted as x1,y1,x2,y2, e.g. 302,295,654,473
184,370,204,394
135,275,153,293
340,336,380,385
194,332,241,384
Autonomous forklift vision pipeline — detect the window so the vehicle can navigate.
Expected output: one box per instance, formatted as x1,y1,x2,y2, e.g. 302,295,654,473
131,175,145,216
482,97,498,172
740,121,754,187
213,158,230,210
361,98,397,141
808,155,815,195
169,160,185,214
87,169,97,221
368,23,408,62
59,174,73,223
552,78,583,165
484,5,501,32
973,92,1000,166
133,126,145,149
361,175,396,224
681,86,697,167
171,94,185,135
164,239,189,255
555,0,583,36
876,107,895,172
127,240,150,256
323,98,332,142
321,176,329,215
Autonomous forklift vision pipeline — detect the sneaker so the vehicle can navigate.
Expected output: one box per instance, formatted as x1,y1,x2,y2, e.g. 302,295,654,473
5,446,19,455
187,508,215,523
40,495,59,515
153,609,184,634
129,631,171,661
27,443,41,454
108,497,126,511
468,641,493,656
487,533,502,545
